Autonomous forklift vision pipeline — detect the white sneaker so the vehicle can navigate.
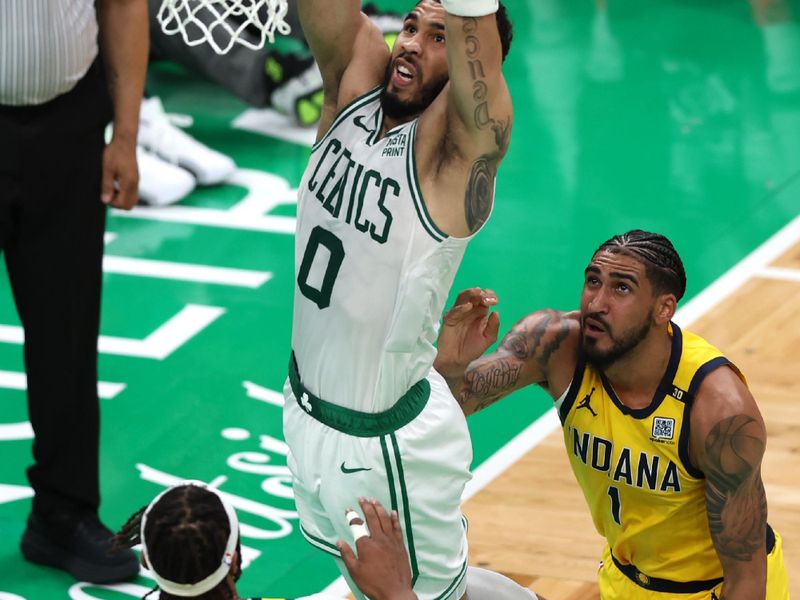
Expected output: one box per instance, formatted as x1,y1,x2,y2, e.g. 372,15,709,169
137,146,196,207
269,57,324,127
138,97,236,185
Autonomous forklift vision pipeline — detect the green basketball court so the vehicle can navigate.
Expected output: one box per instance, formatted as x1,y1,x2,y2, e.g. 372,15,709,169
1,1,798,597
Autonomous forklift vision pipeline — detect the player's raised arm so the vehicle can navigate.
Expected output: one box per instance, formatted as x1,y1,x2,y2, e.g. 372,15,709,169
690,367,768,600
297,0,362,78
435,290,579,416
297,0,388,136
442,1,513,162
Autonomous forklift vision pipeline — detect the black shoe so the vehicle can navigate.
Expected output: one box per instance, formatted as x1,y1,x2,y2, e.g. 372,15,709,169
20,511,139,583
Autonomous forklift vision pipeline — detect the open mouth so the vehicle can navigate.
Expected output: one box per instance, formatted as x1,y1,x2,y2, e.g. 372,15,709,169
583,317,606,336
392,59,416,86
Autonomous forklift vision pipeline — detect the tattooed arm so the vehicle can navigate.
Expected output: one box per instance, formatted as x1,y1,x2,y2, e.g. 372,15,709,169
434,290,580,416
447,8,512,234
690,367,768,600
441,7,512,151
413,5,512,236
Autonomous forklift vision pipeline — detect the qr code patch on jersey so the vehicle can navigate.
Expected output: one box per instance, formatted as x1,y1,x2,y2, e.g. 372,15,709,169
652,417,675,440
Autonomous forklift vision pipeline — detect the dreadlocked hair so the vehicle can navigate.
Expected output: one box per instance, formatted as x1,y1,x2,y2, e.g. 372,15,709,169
594,230,687,301
113,485,241,600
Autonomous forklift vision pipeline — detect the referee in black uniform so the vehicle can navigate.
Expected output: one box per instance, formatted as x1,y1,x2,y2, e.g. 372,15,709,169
0,0,147,583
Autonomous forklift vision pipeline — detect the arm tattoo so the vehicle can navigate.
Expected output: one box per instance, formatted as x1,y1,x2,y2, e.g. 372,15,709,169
465,158,494,232
459,18,511,233
490,117,511,155
458,311,571,412
460,358,522,412
501,310,571,367
704,415,767,561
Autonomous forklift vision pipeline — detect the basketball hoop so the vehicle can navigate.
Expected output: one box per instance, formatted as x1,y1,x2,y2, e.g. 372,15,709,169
157,0,291,55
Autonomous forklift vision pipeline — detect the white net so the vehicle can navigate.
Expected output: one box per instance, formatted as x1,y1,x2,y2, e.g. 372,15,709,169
157,0,291,55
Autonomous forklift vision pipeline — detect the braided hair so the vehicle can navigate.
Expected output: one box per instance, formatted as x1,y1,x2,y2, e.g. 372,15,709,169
113,485,242,600
594,230,687,301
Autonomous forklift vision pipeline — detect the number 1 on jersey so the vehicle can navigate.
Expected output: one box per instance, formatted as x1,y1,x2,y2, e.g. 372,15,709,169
297,226,345,309
607,485,622,526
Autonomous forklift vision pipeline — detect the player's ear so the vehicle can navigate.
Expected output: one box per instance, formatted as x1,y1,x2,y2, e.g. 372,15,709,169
654,293,676,324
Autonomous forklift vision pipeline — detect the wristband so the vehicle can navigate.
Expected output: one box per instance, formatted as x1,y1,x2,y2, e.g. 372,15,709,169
441,0,498,17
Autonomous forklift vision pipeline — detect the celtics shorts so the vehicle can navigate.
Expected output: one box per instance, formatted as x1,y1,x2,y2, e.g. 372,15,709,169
283,356,471,600
597,527,790,599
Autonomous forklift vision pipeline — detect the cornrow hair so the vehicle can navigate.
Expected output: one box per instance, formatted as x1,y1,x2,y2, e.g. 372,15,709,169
594,230,687,301
114,486,241,600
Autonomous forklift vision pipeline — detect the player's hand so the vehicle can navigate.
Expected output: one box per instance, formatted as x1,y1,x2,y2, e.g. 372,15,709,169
338,498,417,600
101,136,139,210
434,287,500,379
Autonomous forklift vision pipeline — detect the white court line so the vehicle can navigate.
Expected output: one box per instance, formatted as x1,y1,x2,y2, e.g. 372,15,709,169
112,168,297,234
99,304,225,359
0,370,125,399
226,169,295,216
0,483,34,506
463,408,561,501
243,381,285,406
0,422,33,441
103,256,273,288
115,206,295,235
756,266,800,283
0,370,127,441
316,216,800,597
674,215,800,328
0,304,225,360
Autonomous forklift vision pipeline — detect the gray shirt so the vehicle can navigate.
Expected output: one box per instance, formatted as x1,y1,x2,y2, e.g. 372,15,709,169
0,0,99,106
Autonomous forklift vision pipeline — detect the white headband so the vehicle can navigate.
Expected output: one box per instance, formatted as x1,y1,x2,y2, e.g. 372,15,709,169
140,480,240,597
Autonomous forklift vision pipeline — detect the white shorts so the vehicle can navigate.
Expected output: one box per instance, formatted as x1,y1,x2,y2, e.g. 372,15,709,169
283,362,472,600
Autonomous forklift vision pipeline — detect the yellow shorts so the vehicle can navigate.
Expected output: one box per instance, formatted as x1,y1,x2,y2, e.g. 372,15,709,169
597,531,790,599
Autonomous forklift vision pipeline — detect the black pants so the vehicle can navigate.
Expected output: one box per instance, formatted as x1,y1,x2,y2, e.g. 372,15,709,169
0,61,113,517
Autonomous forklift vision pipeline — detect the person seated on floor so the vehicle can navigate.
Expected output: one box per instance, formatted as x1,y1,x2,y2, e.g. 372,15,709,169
112,481,416,600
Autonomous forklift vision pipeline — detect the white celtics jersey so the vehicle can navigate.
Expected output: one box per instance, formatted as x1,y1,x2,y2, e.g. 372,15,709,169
292,86,480,412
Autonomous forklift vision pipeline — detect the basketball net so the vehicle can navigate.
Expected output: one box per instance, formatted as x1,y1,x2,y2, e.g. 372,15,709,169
157,0,291,55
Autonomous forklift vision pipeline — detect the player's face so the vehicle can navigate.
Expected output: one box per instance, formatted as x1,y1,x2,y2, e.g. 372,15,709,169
579,251,656,369
380,0,449,120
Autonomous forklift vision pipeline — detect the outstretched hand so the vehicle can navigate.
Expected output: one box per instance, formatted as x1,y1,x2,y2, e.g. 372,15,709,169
435,287,500,380
338,498,417,600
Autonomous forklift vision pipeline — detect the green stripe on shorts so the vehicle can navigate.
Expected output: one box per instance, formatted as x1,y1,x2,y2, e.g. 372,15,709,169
381,434,419,586
432,559,468,600
390,432,419,585
299,523,341,558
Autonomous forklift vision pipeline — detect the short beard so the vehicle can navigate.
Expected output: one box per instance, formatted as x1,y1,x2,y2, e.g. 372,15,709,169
582,312,652,370
380,59,448,120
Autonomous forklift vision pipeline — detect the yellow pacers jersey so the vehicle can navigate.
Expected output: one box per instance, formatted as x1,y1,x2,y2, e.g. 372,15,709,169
557,323,745,583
